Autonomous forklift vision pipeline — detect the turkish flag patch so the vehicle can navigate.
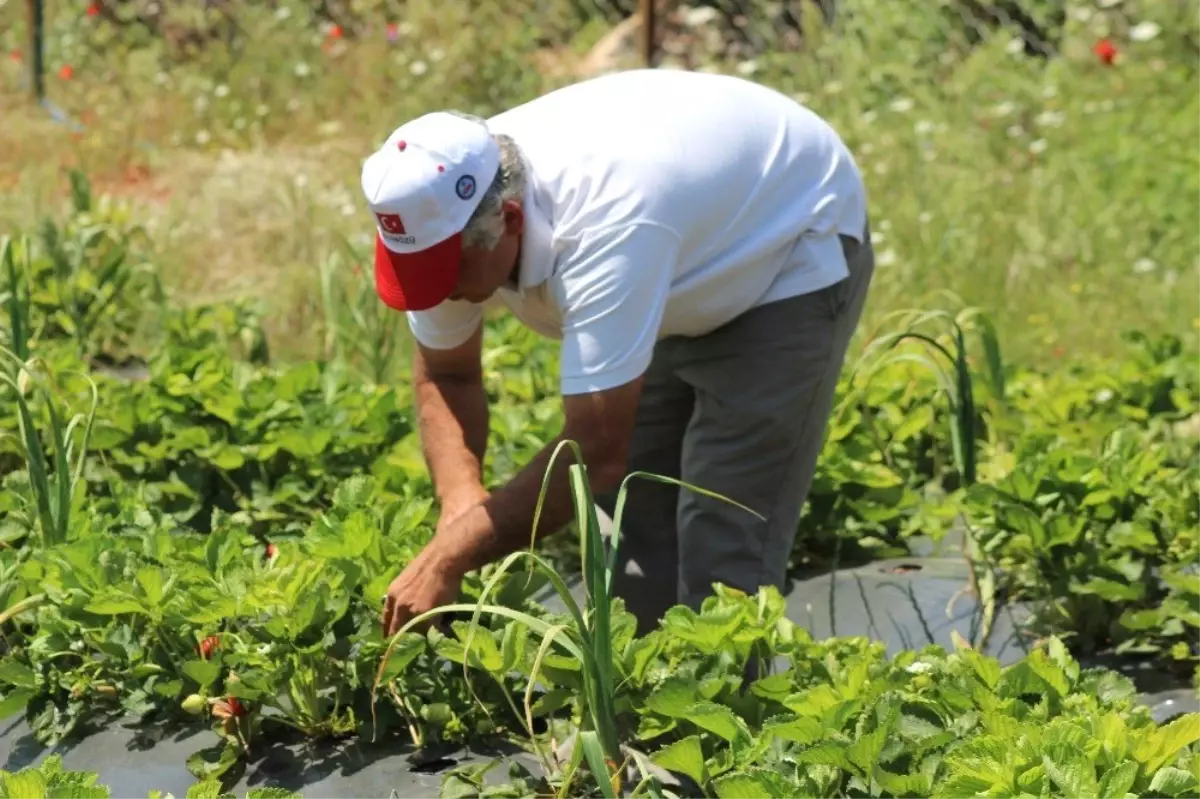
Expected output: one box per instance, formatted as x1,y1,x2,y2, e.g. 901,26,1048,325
375,212,406,235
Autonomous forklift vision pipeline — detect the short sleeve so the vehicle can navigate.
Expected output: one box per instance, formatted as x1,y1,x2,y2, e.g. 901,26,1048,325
556,223,681,396
406,300,483,351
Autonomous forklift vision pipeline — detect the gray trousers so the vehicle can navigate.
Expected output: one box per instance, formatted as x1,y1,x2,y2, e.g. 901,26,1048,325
596,224,876,636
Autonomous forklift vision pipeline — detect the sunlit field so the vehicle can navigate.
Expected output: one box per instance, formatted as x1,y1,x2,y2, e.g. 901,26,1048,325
1,1,1198,797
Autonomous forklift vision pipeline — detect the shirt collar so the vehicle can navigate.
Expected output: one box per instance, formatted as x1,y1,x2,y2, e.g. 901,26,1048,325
514,174,555,293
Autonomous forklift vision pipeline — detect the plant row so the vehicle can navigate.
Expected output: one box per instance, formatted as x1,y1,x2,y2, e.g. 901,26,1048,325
1,177,1197,796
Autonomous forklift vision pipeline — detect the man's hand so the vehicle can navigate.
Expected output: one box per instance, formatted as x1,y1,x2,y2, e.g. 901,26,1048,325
380,375,644,638
381,543,465,639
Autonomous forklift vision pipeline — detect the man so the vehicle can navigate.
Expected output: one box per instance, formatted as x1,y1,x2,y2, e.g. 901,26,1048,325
367,68,875,639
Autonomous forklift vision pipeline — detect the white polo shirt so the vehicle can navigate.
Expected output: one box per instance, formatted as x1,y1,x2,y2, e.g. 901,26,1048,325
407,69,868,396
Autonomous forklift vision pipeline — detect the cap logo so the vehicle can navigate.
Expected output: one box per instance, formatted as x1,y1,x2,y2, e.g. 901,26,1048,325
455,175,476,200
376,212,415,245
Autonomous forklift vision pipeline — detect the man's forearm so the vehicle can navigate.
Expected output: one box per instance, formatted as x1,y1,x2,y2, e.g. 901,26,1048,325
430,432,624,576
414,373,490,506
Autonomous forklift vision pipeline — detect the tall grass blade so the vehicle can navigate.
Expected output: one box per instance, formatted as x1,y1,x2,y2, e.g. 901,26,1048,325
566,463,623,772
2,237,31,362
1,367,56,547
579,729,618,799
953,323,977,486
607,470,766,593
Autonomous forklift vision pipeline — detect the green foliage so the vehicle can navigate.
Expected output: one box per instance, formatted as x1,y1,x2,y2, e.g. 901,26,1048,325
0,1,1197,794
0,173,163,361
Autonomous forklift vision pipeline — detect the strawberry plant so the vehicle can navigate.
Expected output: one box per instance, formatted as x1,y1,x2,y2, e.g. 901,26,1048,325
79,305,415,534
0,172,164,363
0,754,303,798
3,173,1198,799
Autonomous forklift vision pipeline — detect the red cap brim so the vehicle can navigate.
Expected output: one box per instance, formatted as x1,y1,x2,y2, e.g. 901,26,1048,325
374,232,462,311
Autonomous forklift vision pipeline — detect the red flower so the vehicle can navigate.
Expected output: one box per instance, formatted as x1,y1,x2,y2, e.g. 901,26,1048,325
58,64,74,80
86,3,100,16
1093,39,1117,66
198,635,220,660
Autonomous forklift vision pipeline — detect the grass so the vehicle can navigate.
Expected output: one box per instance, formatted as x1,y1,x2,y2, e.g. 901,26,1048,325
0,0,1196,379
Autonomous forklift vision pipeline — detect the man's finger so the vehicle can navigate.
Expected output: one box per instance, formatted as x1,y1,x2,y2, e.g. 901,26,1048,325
387,605,410,639
381,595,395,638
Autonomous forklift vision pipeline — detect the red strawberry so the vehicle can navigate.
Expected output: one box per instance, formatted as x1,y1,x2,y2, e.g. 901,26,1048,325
265,542,278,559
227,696,248,716
198,635,220,660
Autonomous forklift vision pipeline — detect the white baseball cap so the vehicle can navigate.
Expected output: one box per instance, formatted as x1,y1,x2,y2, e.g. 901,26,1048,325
360,111,501,311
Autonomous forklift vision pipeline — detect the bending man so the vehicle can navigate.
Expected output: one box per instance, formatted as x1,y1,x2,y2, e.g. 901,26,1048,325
363,69,875,638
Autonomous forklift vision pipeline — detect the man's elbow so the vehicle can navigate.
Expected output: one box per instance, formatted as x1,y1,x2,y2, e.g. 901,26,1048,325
576,437,629,495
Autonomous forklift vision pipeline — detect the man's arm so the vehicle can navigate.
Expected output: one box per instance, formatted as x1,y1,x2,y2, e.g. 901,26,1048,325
426,375,644,575
412,322,491,514
380,376,643,637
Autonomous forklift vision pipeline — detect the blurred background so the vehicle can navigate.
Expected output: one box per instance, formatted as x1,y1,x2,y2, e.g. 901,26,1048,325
1,0,1197,375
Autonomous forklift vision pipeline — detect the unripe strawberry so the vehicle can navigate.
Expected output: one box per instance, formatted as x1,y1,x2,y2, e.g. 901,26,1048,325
182,694,206,715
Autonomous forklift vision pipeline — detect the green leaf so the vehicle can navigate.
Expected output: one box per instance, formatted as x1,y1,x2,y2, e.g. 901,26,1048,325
1,770,47,799
760,715,823,745
749,672,793,703
873,765,932,797
644,678,701,718
136,567,165,607
181,660,222,691
683,702,750,744
0,660,36,690
1027,650,1071,698
1042,753,1099,799
184,779,228,799
377,634,424,684
209,446,245,471
650,735,706,786
712,768,796,799
959,648,1002,689
185,742,240,782
1073,577,1144,603
84,592,148,616
244,789,303,799
1135,714,1200,774
794,742,855,772
1149,767,1198,797
0,689,33,720
1098,761,1138,799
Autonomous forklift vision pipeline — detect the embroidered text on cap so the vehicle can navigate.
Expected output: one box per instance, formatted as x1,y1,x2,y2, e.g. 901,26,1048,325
376,212,415,245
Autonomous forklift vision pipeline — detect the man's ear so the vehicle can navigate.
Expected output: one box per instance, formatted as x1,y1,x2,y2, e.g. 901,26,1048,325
501,199,525,236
